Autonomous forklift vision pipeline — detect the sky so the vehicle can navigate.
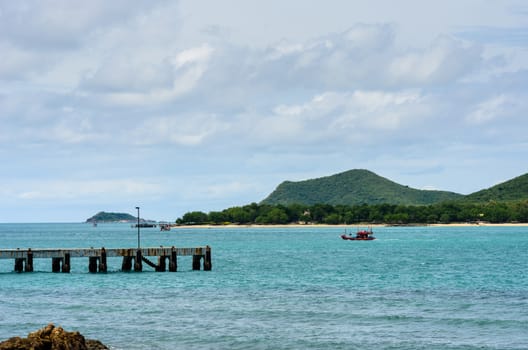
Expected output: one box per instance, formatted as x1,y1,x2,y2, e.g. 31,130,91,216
1,1,527,222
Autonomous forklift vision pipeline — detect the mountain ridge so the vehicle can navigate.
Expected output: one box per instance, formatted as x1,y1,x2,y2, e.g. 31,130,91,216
464,173,528,202
261,169,463,206
261,169,528,206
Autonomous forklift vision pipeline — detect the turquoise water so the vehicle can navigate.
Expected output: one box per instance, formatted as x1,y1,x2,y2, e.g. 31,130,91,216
0,224,527,349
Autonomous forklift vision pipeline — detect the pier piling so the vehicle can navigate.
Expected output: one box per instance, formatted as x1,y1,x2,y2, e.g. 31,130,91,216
99,248,107,273
26,249,33,272
134,250,142,272
169,247,177,272
192,255,201,270
52,257,62,273
62,253,71,273
204,246,212,271
122,256,133,272
88,257,98,273
157,256,166,272
14,258,24,273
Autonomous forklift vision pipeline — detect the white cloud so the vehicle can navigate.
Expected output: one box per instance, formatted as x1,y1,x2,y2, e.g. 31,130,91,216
341,23,395,51
47,117,97,144
80,45,214,106
0,1,153,50
211,25,485,96
348,90,427,129
81,57,174,93
0,1,160,81
273,92,347,119
11,179,162,201
81,45,214,94
188,180,257,200
264,89,428,144
0,43,50,79
173,45,215,68
466,94,510,124
133,113,228,146
388,36,483,85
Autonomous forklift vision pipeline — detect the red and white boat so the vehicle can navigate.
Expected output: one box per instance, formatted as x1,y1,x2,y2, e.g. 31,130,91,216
341,227,375,240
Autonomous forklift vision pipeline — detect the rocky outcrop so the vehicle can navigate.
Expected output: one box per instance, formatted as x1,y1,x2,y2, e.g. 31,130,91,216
0,323,108,350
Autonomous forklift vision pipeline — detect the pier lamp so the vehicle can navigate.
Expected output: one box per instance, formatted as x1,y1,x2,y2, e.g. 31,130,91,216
136,206,140,249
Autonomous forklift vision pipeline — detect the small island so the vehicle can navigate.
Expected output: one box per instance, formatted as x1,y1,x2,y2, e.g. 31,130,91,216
86,211,137,223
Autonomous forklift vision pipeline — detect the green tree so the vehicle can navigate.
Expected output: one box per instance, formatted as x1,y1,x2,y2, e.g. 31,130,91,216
310,204,335,223
324,213,341,224
224,206,253,223
209,211,228,224
256,207,289,224
483,202,511,223
267,207,289,224
181,211,208,224
285,203,308,223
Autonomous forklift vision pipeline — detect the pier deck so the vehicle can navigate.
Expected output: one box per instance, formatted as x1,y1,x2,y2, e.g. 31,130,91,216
0,246,212,273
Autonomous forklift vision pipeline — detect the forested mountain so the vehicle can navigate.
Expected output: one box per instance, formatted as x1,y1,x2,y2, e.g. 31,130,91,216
464,173,528,202
176,169,528,225
261,169,464,206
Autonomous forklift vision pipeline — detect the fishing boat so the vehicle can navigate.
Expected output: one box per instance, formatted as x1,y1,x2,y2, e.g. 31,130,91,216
341,227,375,240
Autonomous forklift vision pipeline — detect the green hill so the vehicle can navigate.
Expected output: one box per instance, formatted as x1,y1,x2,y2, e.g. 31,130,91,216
464,173,528,202
86,211,136,223
261,169,463,206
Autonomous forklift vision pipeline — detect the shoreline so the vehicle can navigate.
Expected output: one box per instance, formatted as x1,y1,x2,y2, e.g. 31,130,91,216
171,222,528,229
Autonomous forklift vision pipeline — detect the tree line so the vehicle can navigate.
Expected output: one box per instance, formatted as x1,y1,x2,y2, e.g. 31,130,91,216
176,200,528,225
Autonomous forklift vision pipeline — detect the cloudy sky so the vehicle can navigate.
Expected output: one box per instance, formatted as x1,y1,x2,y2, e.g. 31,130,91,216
1,1,527,222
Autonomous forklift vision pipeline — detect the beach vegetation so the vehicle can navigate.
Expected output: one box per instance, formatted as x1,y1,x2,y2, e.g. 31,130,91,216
176,200,528,225
177,211,209,225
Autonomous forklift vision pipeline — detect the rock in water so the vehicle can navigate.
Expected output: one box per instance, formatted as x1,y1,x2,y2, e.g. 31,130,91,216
0,323,109,350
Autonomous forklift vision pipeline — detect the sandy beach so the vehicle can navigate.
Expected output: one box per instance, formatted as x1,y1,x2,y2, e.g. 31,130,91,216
171,222,528,229
428,222,528,227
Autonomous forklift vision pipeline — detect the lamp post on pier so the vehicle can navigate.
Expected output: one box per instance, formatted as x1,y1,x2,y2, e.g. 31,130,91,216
136,206,140,249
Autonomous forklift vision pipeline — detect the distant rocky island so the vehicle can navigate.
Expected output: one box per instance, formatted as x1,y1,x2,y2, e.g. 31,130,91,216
86,211,136,223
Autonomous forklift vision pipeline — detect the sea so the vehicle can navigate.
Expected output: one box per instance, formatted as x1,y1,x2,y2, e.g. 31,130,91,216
0,223,527,350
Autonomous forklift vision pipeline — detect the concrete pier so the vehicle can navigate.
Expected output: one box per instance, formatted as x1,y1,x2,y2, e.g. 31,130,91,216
0,246,212,273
